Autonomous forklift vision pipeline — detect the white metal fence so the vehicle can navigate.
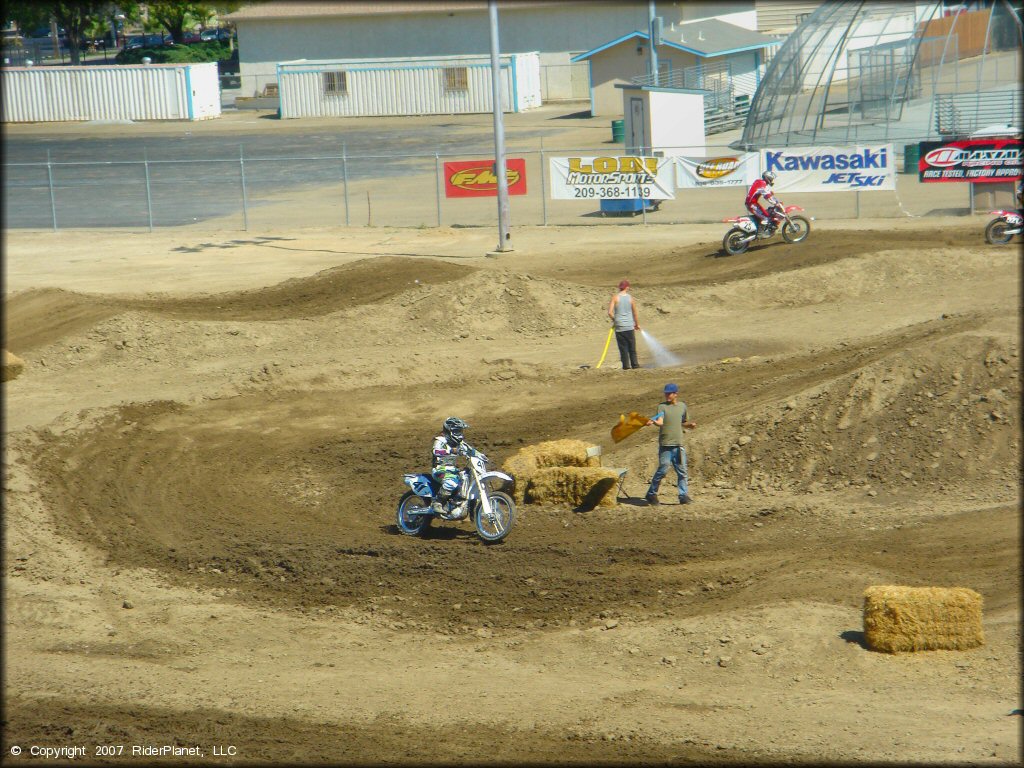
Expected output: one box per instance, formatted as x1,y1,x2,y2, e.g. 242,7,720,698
2,143,1006,233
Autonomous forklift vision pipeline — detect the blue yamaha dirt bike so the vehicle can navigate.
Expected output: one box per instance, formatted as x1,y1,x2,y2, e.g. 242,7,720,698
396,443,516,544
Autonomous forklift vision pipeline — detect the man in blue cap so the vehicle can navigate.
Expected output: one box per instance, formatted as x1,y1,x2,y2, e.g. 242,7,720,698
645,382,696,505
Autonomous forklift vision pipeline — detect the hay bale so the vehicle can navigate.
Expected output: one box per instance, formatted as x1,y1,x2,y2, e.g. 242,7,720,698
501,440,601,505
2,350,25,382
862,585,984,653
525,466,620,509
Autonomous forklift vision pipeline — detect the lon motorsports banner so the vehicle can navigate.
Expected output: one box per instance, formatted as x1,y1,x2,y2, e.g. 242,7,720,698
761,145,895,192
917,138,1022,183
549,156,675,201
674,153,760,188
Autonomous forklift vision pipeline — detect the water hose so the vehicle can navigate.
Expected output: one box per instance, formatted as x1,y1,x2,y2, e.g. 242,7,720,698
595,327,614,369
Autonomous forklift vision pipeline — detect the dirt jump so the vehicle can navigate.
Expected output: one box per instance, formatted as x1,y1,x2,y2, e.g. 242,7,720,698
3,218,1020,764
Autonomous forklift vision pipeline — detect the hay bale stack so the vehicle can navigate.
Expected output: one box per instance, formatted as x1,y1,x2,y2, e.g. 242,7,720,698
2,350,25,382
501,439,600,505
525,466,620,509
863,585,984,653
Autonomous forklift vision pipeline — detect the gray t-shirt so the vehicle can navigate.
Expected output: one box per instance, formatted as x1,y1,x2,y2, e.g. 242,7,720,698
613,292,635,331
654,401,688,446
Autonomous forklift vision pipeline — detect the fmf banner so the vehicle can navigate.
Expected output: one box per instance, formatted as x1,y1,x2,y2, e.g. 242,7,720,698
761,145,895,191
917,138,1022,183
443,159,527,198
674,152,759,188
549,156,675,200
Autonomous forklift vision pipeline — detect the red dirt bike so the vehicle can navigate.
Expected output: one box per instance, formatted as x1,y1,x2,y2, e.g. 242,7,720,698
721,199,811,256
984,209,1023,245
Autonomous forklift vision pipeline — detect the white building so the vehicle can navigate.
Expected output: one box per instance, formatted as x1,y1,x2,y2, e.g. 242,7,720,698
223,1,768,102
276,52,541,118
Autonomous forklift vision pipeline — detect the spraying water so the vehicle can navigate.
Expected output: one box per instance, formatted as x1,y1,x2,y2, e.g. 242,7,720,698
640,329,682,368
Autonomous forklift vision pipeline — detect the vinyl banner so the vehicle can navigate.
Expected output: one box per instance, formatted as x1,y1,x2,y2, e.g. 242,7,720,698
917,139,1022,183
549,156,675,200
443,158,527,198
761,145,895,191
674,152,760,188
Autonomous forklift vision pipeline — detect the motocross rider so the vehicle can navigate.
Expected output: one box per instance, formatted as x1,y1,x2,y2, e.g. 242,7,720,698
745,170,779,234
431,417,471,515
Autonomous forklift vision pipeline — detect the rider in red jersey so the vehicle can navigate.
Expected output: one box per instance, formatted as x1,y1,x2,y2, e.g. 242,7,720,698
745,170,779,234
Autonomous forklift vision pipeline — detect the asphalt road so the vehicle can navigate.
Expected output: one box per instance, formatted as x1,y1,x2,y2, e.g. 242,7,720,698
2,113,562,228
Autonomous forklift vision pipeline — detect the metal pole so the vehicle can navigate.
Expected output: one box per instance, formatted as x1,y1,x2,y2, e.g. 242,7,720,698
540,142,547,227
239,144,249,231
855,190,860,219
143,151,154,232
342,142,350,226
488,0,513,252
969,182,974,216
46,149,57,232
435,152,442,227
648,1,659,86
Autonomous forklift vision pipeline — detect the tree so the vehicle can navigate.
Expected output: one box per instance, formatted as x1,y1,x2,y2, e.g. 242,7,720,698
6,1,126,65
147,2,239,44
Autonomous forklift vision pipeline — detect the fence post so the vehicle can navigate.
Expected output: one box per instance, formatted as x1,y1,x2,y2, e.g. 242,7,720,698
143,150,154,232
46,149,58,232
342,142,350,227
239,144,249,231
435,152,442,228
855,190,860,219
540,144,547,227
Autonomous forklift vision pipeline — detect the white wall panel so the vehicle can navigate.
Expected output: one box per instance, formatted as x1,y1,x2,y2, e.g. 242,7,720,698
1,63,221,122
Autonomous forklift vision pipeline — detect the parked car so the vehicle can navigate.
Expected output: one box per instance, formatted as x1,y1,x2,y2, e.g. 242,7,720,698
182,32,202,44
200,28,233,42
124,33,172,50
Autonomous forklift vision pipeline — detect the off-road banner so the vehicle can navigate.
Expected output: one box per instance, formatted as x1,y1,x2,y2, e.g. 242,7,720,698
761,145,895,191
549,156,675,200
917,138,1022,183
674,152,759,188
443,158,528,198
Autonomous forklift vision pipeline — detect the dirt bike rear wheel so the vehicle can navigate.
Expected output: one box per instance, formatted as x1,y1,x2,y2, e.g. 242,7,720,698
474,491,515,544
722,227,750,255
396,491,433,536
782,215,811,243
985,219,1013,245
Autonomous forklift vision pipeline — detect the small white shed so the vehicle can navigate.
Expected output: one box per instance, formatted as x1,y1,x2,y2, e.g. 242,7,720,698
1,62,221,123
276,52,541,119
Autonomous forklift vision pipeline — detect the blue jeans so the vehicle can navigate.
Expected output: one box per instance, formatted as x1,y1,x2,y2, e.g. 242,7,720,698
647,446,688,498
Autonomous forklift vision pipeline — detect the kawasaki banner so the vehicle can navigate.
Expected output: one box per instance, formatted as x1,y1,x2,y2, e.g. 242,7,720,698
761,145,895,191
917,138,1022,183
548,156,675,200
674,153,760,188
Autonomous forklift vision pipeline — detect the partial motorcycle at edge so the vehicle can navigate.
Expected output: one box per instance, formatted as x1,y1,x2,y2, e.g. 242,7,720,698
984,208,1023,245
396,442,516,544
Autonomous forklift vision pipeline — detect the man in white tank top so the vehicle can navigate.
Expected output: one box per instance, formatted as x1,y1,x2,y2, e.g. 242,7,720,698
608,279,640,369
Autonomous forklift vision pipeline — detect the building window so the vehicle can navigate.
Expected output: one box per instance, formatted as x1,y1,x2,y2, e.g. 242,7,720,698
443,66,469,92
323,70,347,96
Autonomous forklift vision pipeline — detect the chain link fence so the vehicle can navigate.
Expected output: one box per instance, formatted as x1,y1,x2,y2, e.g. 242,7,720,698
2,141,1007,233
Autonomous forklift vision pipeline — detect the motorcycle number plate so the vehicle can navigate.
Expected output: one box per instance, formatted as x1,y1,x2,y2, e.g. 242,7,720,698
1006,214,1023,225
738,219,756,233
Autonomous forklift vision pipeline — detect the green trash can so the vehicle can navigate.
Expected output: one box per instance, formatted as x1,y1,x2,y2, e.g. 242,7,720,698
903,143,921,174
611,119,625,143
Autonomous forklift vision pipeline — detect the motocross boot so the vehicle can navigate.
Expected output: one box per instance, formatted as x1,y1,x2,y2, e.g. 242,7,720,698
430,491,448,516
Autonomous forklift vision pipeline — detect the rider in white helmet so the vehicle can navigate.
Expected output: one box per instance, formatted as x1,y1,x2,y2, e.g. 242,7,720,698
745,170,779,234
430,417,469,515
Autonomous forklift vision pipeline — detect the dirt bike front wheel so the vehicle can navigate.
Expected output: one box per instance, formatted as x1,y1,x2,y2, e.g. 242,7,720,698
722,227,751,255
396,491,433,536
985,219,1013,245
474,491,515,544
782,215,811,243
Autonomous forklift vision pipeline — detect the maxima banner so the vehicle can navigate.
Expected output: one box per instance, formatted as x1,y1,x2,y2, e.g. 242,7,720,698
549,156,675,200
917,138,1022,183
444,158,528,198
675,153,760,188
761,145,895,191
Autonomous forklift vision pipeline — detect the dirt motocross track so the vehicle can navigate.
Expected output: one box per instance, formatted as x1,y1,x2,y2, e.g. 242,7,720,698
3,220,1021,765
